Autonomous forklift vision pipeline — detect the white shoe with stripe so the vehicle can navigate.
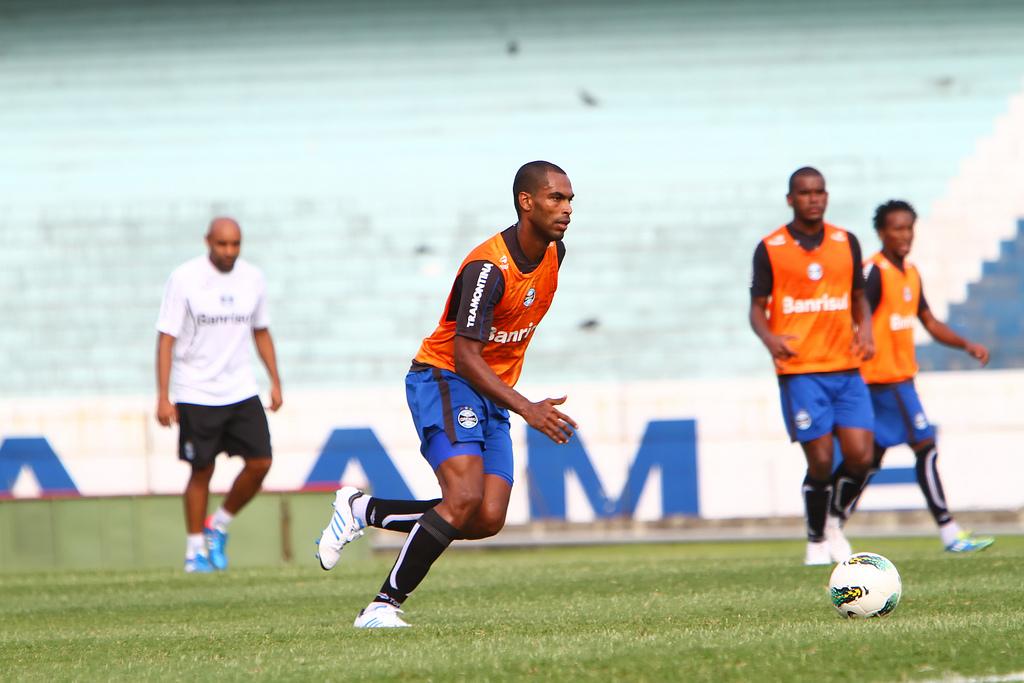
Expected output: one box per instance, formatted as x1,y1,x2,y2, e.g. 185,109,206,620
824,516,853,563
804,540,832,566
353,602,411,628
316,486,366,570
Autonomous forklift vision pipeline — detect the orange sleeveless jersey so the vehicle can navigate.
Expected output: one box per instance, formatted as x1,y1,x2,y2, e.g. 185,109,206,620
860,252,921,384
414,232,559,387
764,223,859,375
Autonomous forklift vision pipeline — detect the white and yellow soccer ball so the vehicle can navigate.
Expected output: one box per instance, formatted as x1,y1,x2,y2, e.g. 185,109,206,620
828,552,902,618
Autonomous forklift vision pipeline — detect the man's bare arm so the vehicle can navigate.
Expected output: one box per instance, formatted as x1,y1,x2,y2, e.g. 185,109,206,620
453,336,576,444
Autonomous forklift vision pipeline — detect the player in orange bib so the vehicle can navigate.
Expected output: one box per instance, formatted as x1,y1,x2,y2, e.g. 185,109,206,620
858,200,993,553
750,167,876,566
316,161,578,627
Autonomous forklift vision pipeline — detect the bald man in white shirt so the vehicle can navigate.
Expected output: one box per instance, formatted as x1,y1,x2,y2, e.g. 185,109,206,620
156,217,283,573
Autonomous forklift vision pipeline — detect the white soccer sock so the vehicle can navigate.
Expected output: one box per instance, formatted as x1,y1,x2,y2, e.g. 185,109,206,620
939,520,962,547
186,534,206,559
352,494,369,527
210,506,234,533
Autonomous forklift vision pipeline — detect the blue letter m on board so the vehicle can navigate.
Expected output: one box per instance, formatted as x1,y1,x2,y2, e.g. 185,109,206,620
526,419,699,520
303,428,414,499
0,437,79,498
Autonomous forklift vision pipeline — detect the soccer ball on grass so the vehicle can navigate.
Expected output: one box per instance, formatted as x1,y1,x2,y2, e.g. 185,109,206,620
828,552,902,618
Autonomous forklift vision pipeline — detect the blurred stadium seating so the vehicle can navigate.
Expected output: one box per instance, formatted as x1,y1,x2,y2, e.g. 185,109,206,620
2,0,1024,395
918,219,1024,370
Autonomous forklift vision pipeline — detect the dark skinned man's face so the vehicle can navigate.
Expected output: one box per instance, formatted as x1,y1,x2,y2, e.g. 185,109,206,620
207,222,241,272
787,173,828,224
878,209,915,259
522,172,574,242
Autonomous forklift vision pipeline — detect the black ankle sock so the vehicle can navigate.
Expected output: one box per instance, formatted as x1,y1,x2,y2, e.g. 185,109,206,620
802,473,832,542
376,508,461,607
846,444,885,517
365,497,441,533
871,443,886,471
913,443,951,526
830,462,868,521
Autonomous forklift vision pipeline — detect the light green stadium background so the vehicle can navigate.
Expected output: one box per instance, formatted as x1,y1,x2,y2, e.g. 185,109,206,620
2,0,1024,395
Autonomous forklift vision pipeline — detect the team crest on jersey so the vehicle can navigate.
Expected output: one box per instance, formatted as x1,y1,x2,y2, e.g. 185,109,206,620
457,407,479,429
903,286,913,302
913,412,929,430
220,294,234,307
523,288,536,307
807,263,823,281
795,410,812,431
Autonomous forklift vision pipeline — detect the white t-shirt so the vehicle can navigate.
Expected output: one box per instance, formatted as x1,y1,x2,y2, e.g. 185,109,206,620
156,255,270,406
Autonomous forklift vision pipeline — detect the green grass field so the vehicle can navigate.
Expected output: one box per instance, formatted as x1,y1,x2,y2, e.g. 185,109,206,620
2,535,1022,682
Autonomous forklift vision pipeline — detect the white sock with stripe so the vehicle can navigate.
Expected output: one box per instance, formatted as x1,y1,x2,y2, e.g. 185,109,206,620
186,534,206,559
939,520,962,547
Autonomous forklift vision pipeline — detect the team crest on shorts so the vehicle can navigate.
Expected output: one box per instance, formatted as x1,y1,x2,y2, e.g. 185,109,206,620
457,407,479,429
184,441,195,461
807,263,823,281
795,410,812,431
523,288,536,307
913,412,929,430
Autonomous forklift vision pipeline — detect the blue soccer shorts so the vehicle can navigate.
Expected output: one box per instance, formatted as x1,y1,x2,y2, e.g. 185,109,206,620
868,379,937,448
777,370,874,443
405,367,514,485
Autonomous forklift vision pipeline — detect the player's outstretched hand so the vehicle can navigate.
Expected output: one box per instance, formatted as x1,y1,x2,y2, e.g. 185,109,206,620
522,396,578,445
965,342,990,366
764,333,798,361
268,383,283,412
156,397,178,427
852,327,875,361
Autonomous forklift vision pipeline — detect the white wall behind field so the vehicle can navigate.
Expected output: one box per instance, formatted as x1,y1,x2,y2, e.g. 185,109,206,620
2,371,1020,522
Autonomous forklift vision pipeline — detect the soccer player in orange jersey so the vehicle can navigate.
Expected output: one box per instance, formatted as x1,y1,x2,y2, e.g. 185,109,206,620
859,200,993,553
749,167,876,565
316,161,578,627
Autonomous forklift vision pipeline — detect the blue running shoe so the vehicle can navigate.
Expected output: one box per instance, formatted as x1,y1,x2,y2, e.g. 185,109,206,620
204,521,229,571
184,554,216,573
945,532,994,554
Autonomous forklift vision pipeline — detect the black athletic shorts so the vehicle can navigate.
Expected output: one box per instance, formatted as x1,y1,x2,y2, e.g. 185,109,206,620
176,395,272,469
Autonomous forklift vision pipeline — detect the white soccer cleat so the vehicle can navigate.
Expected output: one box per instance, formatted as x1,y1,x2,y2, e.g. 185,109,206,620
353,602,411,628
316,486,366,571
804,540,832,566
824,516,853,563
